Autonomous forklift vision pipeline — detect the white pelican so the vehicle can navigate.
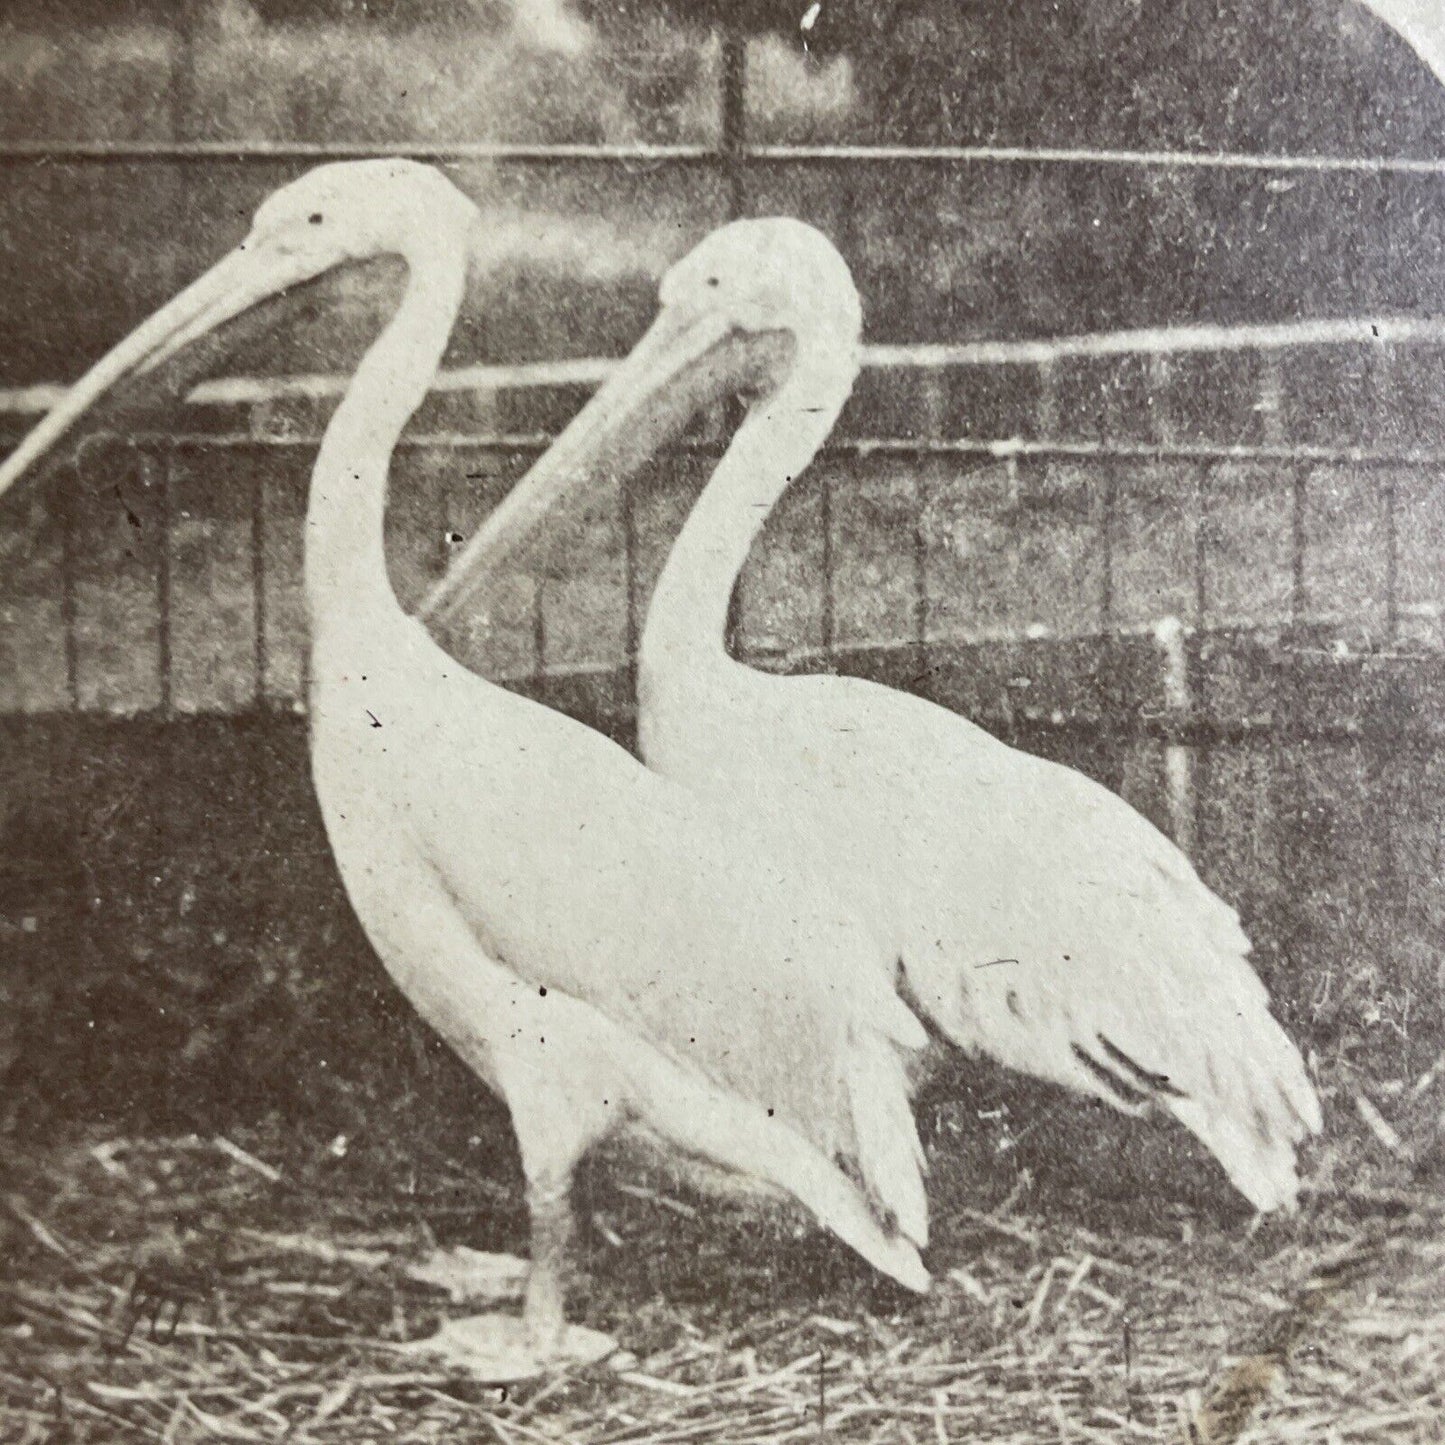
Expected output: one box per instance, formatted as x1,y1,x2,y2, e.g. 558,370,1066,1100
430,219,1323,1215
0,164,931,1377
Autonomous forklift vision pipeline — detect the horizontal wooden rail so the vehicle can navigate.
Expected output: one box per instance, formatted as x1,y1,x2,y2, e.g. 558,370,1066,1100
865,316,1445,369
0,140,716,165
0,138,1444,175
35,429,1445,471
3,316,1444,419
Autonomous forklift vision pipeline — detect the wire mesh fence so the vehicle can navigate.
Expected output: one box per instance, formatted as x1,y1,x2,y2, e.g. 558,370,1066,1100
1,17,1443,1120
1,15,1443,728
3,355,1442,727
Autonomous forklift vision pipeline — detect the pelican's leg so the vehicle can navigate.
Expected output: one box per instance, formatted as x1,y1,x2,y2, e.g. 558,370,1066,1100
521,1172,573,1355
429,1060,618,1377
404,1110,616,1382
507,1074,599,1359
400,1022,621,1381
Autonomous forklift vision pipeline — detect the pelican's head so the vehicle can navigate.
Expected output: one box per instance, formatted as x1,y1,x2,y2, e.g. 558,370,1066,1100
422,218,862,624
0,159,477,500
657,217,862,364
247,159,478,272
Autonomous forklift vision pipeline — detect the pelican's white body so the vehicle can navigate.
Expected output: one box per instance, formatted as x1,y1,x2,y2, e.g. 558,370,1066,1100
615,221,1322,1214
301,248,933,1294
310,587,929,1267
0,167,934,1338
640,646,1318,1208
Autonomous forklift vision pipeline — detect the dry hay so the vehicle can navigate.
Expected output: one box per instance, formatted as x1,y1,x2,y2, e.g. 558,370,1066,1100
2,1094,1443,1444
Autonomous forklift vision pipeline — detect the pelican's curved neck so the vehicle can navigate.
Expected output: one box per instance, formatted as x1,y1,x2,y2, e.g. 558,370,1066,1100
641,332,857,676
305,234,467,638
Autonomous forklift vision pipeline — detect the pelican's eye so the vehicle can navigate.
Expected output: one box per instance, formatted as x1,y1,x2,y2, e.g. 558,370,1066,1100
706,276,720,288
308,212,325,226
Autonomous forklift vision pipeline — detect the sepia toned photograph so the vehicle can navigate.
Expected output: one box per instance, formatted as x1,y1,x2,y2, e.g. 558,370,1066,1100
1,2,1443,1440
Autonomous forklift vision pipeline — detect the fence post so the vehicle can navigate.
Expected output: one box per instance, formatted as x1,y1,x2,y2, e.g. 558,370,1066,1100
1155,616,1195,854
170,1,198,142
151,448,173,717
1147,354,1196,851
58,462,80,713
720,21,747,220
167,1,201,306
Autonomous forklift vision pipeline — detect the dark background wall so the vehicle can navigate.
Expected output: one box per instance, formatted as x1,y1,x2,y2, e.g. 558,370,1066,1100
3,0,1445,380
0,0,1442,1147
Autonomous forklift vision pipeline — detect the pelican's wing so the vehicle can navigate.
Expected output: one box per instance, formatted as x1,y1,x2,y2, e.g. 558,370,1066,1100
408,684,930,1255
757,672,1322,1212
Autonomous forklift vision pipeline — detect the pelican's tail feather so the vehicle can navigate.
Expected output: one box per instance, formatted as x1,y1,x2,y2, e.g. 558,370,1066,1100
1163,1008,1322,1214
632,1051,930,1294
846,1026,929,1249
1167,1096,1303,1214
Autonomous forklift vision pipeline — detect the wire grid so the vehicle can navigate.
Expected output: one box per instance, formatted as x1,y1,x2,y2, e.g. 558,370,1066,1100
2,17,1442,748
33,410,1444,731
1,13,1443,1125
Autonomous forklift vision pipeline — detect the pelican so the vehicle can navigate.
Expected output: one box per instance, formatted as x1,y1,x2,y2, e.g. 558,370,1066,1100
429,219,1323,1215
0,164,932,1377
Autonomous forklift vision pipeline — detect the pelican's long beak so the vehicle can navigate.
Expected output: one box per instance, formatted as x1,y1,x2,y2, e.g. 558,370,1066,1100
423,305,783,626
0,242,327,502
